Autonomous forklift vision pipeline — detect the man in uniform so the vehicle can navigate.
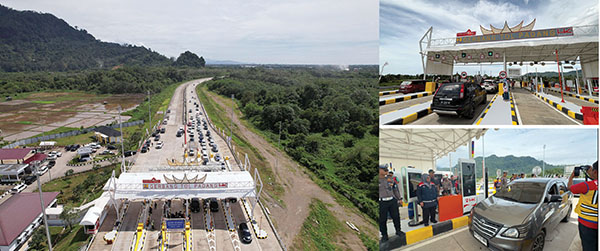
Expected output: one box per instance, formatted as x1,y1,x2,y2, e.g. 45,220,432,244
379,164,403,243
568,161,597,251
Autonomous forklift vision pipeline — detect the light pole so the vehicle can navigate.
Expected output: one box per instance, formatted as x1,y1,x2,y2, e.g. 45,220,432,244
542,144,546,177
147,90,152,130
118,106,126,173
34,163,53,250
230,94,234,139
379,62,389,82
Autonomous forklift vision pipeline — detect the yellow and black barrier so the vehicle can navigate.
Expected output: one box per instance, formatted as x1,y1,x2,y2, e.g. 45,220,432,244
509,92,519,125
533,93,584,121
475,94,498,125
379,92,433,106
546,88,599,104
391,215,469,247
379,89,400,96
386,107,432,125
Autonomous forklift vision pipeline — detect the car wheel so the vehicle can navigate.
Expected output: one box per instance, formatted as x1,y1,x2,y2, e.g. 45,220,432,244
561,205,571,222
531,231,545,251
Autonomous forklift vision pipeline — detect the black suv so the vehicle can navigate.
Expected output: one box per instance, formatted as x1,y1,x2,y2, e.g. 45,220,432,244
191,198,201,213
431,82,487,119
239,222,252,244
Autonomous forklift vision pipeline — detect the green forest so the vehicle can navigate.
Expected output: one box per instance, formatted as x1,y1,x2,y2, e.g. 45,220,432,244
204,66,379,220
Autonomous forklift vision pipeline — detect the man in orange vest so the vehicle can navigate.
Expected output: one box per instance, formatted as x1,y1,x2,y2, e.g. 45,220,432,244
568,161,597,251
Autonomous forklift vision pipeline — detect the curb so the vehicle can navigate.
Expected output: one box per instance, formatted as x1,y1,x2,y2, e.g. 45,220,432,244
509,92,519,125
379,92,432,106
386,107,432,125
546,88,598,104
380,215,469,250
379,90,400,96
533,93,584,121
475,94,498,125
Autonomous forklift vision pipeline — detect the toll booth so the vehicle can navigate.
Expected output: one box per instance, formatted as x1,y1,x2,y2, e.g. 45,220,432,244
458,158,484,214
398,167,428,226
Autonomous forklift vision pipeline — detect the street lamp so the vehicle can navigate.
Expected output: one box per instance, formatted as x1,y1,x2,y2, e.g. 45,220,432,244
34,163,53,250
379,62,389,81
542,144,546,177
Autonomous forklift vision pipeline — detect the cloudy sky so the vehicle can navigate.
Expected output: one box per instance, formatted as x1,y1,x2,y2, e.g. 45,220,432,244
381,0,599,75
3,0,378,65
436,128,598,169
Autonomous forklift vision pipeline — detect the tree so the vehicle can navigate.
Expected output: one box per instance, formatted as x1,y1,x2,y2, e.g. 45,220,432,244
59,205,79,230
173,51,205,67
28,227,47,251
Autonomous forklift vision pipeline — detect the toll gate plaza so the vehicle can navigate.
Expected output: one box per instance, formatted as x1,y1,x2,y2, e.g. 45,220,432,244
379,22,598,125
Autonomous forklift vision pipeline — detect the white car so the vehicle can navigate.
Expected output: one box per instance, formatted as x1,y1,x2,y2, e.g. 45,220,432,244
47,154,57,160
156,142,164,149
50,151,62,157
10,183,27,194
36,165,48,175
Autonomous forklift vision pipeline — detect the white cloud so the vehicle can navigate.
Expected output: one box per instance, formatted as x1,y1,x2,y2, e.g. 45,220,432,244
3,0,378,64
381,0,599,74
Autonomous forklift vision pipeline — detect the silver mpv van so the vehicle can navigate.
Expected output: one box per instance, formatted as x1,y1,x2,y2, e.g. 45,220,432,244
468,178,572,251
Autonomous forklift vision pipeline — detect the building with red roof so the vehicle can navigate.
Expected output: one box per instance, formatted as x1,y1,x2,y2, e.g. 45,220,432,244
0,148,34,164
0,192,59,251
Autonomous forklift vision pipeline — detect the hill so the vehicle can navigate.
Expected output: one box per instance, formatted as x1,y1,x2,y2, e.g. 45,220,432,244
0,5,172,72
443,155,566,178
523,69,582,78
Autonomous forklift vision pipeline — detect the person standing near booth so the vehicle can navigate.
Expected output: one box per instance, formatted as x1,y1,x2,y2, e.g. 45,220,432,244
417,174,438,226
568,161,598,251
379,164,403,243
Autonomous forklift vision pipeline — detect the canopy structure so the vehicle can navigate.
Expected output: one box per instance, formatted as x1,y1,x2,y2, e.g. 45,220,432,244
380,129,487,172
108,171,256,200
420,25,599,80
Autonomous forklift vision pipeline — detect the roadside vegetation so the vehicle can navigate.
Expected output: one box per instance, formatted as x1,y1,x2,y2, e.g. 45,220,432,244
201,66,379,221
42,163,120,207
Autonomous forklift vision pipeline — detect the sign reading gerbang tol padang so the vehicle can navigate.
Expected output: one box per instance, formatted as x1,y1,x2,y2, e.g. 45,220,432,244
457,27,573,44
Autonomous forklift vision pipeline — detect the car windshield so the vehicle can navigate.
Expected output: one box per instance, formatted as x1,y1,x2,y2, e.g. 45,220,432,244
436,84,461,96
400,81,412,86
494,182,546,204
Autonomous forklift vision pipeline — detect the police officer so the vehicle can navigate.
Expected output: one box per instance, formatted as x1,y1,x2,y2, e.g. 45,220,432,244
568,161,598,251
379,164,403,243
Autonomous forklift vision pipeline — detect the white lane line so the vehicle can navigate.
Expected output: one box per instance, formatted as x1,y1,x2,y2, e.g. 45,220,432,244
512,92,523,125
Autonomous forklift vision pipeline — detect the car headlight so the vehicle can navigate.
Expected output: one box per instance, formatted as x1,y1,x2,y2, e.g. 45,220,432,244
501,228,519,238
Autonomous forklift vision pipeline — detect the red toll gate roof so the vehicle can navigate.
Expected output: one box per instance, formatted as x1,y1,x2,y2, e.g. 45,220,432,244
24,153,47,164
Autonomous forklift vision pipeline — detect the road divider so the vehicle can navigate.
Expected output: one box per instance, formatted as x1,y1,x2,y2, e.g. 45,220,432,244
379,91,432,106
546,88,598,104
395,215,469,246
533,92,584,121
380,101,433,125
379,89,400,96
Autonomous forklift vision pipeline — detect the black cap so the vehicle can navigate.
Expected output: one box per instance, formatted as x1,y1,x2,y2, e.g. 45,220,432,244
379,164,389,170
428,169,434,173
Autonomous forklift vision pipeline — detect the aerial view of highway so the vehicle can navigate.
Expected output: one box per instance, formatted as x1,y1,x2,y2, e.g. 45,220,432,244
0,1,378,251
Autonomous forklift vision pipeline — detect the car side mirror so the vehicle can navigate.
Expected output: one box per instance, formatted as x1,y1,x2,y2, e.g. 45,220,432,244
547,195,562,203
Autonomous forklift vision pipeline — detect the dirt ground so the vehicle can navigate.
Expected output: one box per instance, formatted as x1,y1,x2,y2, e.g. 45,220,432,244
204,91,377,250
0,92,143,141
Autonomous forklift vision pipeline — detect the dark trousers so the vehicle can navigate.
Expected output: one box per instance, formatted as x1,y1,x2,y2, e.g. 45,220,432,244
379,198,401,238
579,223,598,251
422,206,436,225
